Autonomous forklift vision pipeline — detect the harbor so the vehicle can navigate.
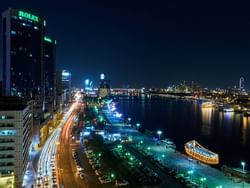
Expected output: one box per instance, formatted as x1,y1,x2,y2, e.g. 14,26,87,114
97,99,250,188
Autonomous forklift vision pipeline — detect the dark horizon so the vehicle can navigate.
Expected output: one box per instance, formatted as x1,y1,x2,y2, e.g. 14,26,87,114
1,1,250,88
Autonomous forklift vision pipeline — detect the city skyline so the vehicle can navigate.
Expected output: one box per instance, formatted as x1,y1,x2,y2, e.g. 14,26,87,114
1,1,250,88
1,2,250,188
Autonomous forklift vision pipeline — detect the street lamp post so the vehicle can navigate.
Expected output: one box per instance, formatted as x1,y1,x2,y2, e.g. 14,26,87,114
188,170,193,182
241,161,245,188
157,130,162,140
136,123,140,129
200,177,206,188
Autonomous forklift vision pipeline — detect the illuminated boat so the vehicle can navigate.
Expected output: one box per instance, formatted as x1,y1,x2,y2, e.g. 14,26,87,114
201,102,216,108
185,140,219,165
223,107,234,112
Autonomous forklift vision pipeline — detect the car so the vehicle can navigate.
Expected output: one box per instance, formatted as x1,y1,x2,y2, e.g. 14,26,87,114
118,180,129,186
95,170,102,176
98,177,111,184
76,165,83,171
52,178,57,183
80,174,85,179
36,176,42,185
44,175,49,182
36,182,42,187
44,181,49,187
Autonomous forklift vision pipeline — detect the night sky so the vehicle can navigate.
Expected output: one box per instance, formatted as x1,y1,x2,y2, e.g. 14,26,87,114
1,1,250,88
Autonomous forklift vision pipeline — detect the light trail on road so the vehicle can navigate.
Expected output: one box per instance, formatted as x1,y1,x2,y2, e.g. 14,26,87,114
36,102,78,187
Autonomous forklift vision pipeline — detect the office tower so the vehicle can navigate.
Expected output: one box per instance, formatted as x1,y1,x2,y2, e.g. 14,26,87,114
56,70,63,112
0,97,32,187
98,73,110,98
44,36,56,115
2,8,45,117
61,70,72,103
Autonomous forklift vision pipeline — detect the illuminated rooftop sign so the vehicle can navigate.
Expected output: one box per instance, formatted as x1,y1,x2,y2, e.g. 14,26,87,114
19,10,39,22
44,36,52,43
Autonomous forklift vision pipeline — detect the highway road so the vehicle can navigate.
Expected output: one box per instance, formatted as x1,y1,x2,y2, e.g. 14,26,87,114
36,102,78,188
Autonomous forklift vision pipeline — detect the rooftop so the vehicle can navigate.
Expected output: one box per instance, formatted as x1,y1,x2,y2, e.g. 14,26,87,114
0,97,28,111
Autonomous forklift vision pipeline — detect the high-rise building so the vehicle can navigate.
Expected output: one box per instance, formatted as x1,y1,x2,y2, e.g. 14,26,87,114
98,73,110,98
62,70,72,102
56,70,63,112
0,97,32,187
44,36,56,114
2,9,45,115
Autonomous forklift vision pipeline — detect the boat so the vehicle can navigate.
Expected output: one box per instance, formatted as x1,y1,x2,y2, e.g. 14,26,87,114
162,138,176,149
223,107,234,112
201,102,216,108
185,140,219,165
243,111,250,117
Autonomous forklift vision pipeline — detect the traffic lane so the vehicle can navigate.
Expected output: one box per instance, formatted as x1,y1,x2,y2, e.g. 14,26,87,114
58,114,79,188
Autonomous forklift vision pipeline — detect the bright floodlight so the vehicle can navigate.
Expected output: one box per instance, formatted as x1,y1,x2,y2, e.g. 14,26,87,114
136,123,140,127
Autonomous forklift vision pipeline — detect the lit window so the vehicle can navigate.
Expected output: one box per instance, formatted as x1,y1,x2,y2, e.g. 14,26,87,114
11,30,16,35
0,130,16,136
0,116,6,120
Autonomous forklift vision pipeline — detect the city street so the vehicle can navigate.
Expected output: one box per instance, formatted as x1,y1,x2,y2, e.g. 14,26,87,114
57,109,87,188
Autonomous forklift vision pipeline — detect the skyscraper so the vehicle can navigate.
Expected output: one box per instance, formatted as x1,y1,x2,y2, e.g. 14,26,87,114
2,8,45,104
98,73,110,98
56,70,63,112
62,70,72,103
44,36,56,114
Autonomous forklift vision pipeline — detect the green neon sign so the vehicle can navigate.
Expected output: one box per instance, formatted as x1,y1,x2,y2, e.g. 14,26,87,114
19,11,39,22
44,36,52,43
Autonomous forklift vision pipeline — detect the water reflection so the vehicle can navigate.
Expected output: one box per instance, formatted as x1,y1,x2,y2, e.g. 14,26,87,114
201,108,212,136
242,117,249,145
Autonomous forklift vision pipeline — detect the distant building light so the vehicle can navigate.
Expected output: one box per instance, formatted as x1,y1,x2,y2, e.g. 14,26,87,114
85,79,90,85
44,36,52,43
62,70,70,77
11,30,16,35
100,73,105,80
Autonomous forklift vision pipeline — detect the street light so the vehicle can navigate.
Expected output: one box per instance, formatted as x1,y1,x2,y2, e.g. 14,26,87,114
200,177,206,188
187,170,193,181
136,123,140,129
157,130,162,140
241,161,245,188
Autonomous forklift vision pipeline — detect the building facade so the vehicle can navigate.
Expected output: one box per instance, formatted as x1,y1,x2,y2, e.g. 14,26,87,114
0,97,32,187
98,73,110,98
2,8,45,118
61,70,72,103
44,36,56,115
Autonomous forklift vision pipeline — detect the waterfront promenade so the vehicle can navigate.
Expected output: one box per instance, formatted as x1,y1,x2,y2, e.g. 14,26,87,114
102,106,250,188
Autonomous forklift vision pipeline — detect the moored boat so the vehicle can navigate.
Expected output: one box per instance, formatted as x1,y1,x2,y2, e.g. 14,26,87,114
201,102,216,108
185,140,219,165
